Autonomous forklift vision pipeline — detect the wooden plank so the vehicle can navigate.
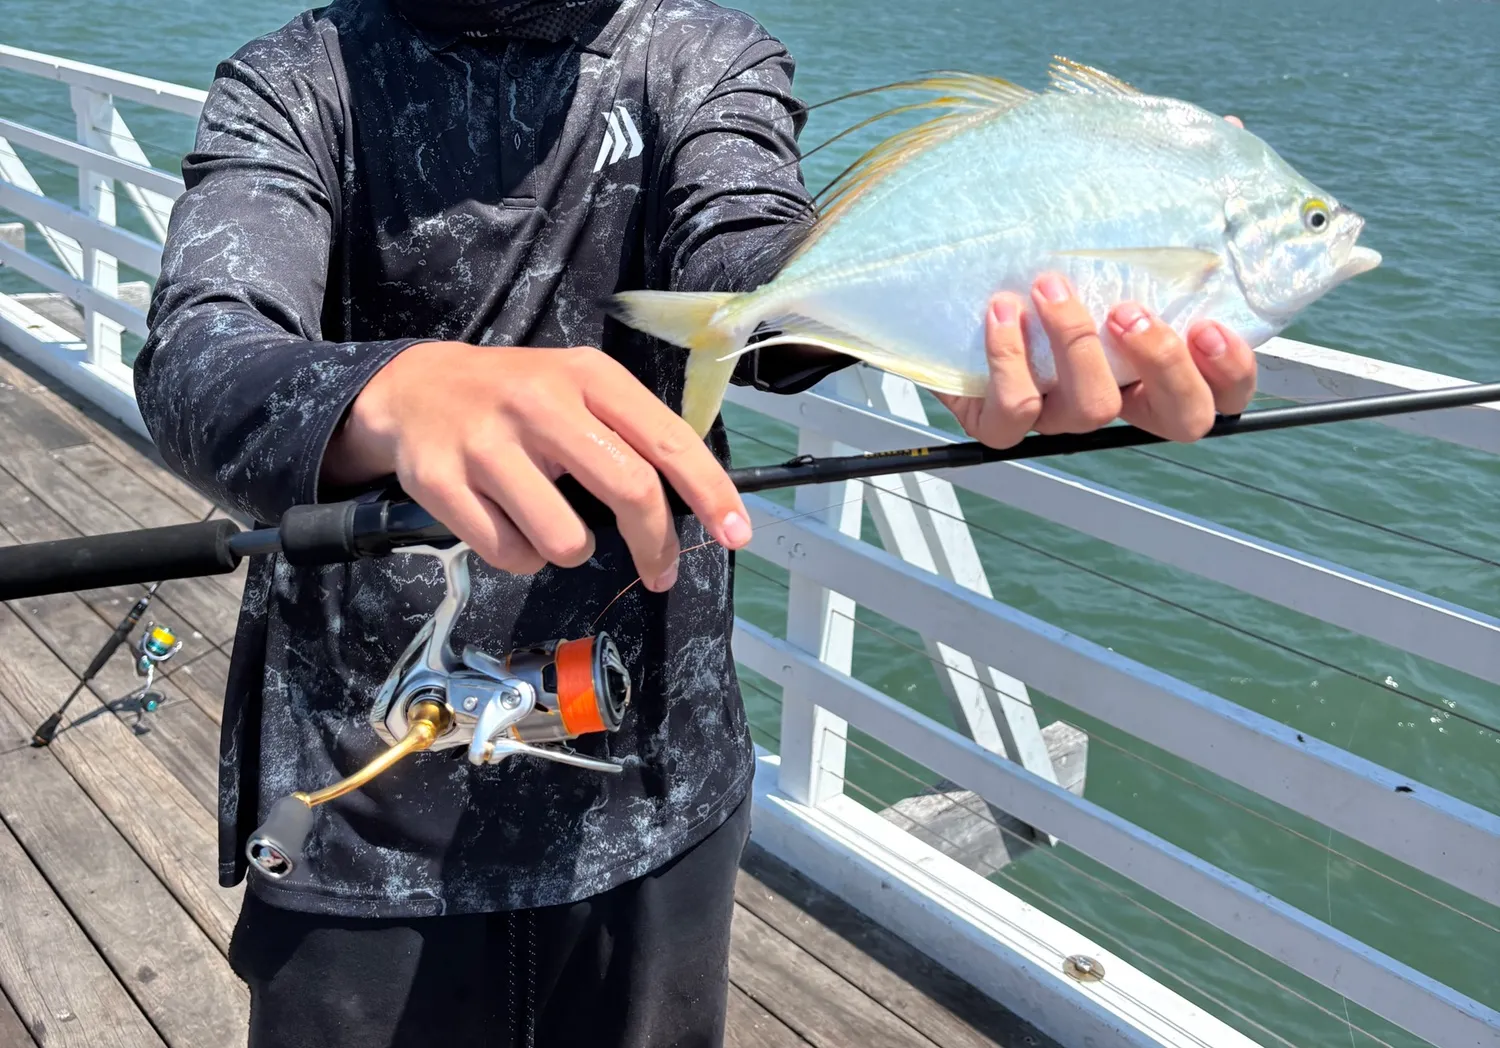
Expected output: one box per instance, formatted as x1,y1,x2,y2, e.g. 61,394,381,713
730,903,945,1048
161,646,229,725
0,820,165,1048
6,587,219,814
0,988,37,1048
0,375,87,456
0,603,241,951
0,349,215,523
737,845,1050,1048
53,442,196,530
123,698,219,813
725,981,808,1048
0,697,248,1047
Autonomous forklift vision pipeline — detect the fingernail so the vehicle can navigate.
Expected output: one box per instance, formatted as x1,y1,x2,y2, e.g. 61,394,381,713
991,296,1019,326
1109,303,1151,336
653,561,678,591
1193,324,1229,358
722,511,752,548
1034,274,1070,304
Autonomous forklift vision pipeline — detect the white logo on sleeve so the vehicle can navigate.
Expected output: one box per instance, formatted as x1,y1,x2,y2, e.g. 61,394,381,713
593,103,644,172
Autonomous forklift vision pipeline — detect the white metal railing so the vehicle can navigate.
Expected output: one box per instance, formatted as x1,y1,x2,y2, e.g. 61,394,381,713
0,44,201,431
3,45,1498,1048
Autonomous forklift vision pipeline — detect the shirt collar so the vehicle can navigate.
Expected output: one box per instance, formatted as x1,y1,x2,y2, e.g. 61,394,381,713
402,0,633,57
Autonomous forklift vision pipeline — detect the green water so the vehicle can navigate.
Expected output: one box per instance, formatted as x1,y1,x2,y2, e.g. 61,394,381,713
3,1,1498,1044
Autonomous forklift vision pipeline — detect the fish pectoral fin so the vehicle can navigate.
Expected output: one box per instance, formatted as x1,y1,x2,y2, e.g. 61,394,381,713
1047,57,1142,96
752,316,984,398
1052,247,1222,294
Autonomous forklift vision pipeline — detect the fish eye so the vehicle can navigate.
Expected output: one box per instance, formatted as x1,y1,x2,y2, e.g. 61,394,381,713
1303,200,1331,233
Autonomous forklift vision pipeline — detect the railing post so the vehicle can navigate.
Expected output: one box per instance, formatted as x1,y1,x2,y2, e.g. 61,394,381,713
858,370,1061,785
774,371,865,807
70,85,122,369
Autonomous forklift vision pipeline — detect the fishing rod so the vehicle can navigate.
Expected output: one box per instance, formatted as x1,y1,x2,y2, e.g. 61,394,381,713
3,380,1495,883
0,380,1497,604
27,507,212,746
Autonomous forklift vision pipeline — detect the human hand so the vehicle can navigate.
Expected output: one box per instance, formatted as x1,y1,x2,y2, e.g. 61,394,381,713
934,273,1258,448
323,343,752,590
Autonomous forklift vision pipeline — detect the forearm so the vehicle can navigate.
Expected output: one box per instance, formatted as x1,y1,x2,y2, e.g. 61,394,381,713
135,61,414,522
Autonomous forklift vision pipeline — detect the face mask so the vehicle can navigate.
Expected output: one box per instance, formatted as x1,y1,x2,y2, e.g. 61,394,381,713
393,0,614,42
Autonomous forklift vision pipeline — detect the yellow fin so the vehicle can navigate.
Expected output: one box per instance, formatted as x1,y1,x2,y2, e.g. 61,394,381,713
1052,247,1221,293
1046,57,1142,96
796,73,1035,260
606,290,747,437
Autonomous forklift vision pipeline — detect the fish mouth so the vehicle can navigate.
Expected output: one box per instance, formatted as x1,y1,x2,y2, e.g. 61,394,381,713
1333,210,1380,281
1338,245,1382,280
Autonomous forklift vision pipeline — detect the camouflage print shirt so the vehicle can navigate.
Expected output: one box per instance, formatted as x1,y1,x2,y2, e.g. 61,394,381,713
134,0,844,918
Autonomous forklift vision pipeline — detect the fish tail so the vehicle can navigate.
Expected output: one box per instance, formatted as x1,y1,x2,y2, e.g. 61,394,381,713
607,290,754,437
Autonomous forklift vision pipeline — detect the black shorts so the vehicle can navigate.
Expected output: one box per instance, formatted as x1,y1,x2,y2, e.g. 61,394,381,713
229,794,752,1048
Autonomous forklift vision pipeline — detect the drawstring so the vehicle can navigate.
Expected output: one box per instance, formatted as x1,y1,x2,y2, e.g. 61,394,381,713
508,912,517,1046
507,910,538,1047
525,910,537,1048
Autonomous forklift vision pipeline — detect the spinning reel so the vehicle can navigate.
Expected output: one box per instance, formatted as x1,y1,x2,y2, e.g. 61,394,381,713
129,622,181,718
246,541,633,880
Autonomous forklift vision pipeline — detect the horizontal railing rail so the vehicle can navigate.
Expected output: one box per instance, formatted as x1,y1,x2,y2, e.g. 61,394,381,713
728,384,1500,688
3,46,1497,1048
0,44,208,117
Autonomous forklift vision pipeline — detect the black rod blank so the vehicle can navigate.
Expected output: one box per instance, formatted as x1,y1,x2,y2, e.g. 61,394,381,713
2,380,1497,602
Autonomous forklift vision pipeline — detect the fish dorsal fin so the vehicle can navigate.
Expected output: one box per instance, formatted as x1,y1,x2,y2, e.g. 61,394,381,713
793,72,1035,260
1047,57,1141,97
1052,247,1221,293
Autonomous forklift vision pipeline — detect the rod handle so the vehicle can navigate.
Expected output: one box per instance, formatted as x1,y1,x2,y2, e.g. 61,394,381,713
0,519,241,601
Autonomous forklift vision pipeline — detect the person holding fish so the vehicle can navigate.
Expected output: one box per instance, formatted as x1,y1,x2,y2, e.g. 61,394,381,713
133,0,1372,1045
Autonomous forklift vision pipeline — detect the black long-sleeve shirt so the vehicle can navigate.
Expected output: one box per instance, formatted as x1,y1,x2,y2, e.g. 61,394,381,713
134,0,845,917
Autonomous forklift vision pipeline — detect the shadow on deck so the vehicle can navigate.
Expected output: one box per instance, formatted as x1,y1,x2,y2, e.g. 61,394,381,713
0,340,1055,1048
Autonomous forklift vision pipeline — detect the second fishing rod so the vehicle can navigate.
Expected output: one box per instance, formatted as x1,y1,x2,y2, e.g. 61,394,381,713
1,378,1497,603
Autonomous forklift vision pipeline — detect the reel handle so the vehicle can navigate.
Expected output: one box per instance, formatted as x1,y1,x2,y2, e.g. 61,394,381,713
244,794,316,880
246,699,452,880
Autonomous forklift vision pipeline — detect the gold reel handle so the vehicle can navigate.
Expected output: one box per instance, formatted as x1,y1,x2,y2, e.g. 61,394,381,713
246,699,452,880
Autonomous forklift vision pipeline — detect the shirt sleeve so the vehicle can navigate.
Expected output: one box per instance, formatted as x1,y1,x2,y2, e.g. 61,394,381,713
133,58,426,524
655,30,855,396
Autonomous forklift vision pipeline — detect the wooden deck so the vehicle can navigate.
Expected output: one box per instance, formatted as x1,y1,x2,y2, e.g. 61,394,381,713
0,340,1055,1048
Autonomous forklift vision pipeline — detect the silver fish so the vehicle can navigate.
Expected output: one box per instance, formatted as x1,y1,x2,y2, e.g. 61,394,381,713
610,57,1381,436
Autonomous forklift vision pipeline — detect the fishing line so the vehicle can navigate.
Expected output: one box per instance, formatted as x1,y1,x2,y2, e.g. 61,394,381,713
834,729,1410,1048
1124,447,1500,571
737,557,1500,938
724,423,1500,737
745,670,1394,1048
